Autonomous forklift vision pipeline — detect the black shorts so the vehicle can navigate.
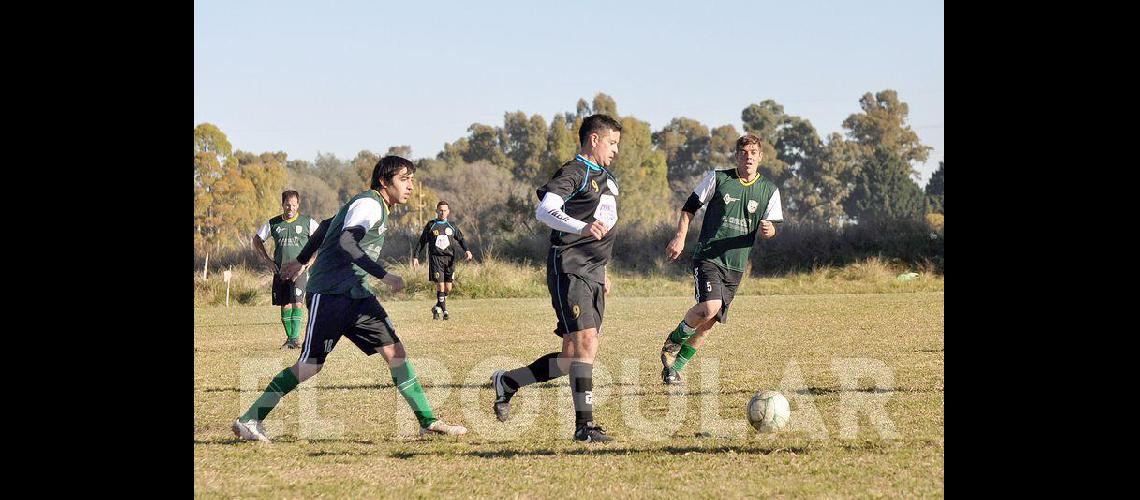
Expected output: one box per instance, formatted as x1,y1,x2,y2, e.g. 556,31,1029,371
297,292,401,365
428,255,456,283
693,259,744,324
271,273,307,306
547,269,605,337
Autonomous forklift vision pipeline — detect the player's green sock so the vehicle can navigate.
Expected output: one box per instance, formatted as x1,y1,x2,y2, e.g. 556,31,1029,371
672,342,698,372
668,320,697,345
239,367,300,422
280,308,292,339
288,308,304,340
390,360,437,428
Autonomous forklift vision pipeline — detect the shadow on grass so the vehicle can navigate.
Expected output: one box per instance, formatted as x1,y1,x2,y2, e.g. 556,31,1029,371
195,322,280,329
795,386,943,396
194,436,377,446
389,444,809,459
201,382,489,392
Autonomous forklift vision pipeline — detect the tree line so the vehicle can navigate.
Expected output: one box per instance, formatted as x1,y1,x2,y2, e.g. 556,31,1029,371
194,90,944,261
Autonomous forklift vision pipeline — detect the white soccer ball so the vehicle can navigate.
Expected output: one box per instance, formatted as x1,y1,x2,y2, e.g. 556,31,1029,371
747,390,790,433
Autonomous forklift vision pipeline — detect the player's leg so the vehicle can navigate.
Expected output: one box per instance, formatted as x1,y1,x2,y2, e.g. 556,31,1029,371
287,301,304,347
491,269,584,423
662,301,719,385
440,266,455,319
347,298,466,436
234,293,338,441
272,275,293,347
429,259,443,320
668,268,740,383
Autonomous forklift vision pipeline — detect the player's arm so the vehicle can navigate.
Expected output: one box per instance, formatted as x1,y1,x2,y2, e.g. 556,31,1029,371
535,167,607,240
666,170,717,260
454,225,473,261
759,189,784,239
252,222,276,272
336,198,404,291
306,218,322,265
414,221,432,265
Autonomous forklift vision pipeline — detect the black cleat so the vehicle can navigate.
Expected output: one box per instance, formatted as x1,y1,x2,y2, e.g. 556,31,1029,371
432,306,441,320
662,365,683,385
573,422,614,443
442,310,450,320
490,370,512,422
281,338,300,349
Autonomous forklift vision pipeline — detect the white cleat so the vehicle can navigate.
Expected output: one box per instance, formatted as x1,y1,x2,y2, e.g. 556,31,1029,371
232,419,270,442
419,420,468,437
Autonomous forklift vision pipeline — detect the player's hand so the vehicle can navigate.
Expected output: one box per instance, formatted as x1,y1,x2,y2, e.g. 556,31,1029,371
665,234,685,261
604,274,612,295
760,220,776,239
382,273,405,293
465,251,473,262
581,220,608,240
280,261,302,280
412,258,420,269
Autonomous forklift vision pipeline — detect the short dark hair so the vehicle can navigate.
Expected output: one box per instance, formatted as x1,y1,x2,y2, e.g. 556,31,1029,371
736,133,764,153
281,190,299,203
370,155,417,190
578,114,623,146
436,200,449,208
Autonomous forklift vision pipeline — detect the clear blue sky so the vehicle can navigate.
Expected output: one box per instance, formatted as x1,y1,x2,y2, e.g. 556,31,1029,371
195,0,944,184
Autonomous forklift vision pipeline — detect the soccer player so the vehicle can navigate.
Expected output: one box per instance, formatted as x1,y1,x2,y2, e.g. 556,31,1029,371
413,201,473,320
489,114,622,443
658,133,783,385
252,190,320,349
232,156,468,442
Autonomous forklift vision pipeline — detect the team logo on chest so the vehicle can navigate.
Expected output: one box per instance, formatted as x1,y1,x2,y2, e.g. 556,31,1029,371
295,225,303,234
747,200,759,213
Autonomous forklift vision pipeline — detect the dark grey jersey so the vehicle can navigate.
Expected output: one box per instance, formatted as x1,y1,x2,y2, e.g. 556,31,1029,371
537,156,620,284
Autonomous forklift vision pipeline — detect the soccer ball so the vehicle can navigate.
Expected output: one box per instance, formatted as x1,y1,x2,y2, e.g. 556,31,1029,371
746,390,790,433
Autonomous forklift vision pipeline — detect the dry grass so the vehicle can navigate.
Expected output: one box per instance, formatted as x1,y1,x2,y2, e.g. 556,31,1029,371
195,291,944,497
194,257,943,307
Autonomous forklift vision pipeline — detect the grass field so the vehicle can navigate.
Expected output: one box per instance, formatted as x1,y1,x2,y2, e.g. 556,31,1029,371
194,291,944,497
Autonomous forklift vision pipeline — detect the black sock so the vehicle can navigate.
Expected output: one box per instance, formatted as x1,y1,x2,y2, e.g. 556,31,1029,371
437,291,446,310
503,352,564,393
570,361,594,426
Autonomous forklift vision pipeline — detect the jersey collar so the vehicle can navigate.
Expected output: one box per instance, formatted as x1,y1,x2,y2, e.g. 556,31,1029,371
736,169,762,186
575,154,604,172
282,214,299,223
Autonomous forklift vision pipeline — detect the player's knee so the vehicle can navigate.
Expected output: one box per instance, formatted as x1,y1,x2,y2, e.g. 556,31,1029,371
697,302,720,320
568,329,599,361
293,362,323,382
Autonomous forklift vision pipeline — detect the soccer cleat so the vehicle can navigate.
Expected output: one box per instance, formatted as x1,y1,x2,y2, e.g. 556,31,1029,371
662,365,683,385
281,338,300,349
419,419,468,437
490,370,512,422
432,306,441,320
232,419,270,442
442,310,450,320
573,421,614,443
